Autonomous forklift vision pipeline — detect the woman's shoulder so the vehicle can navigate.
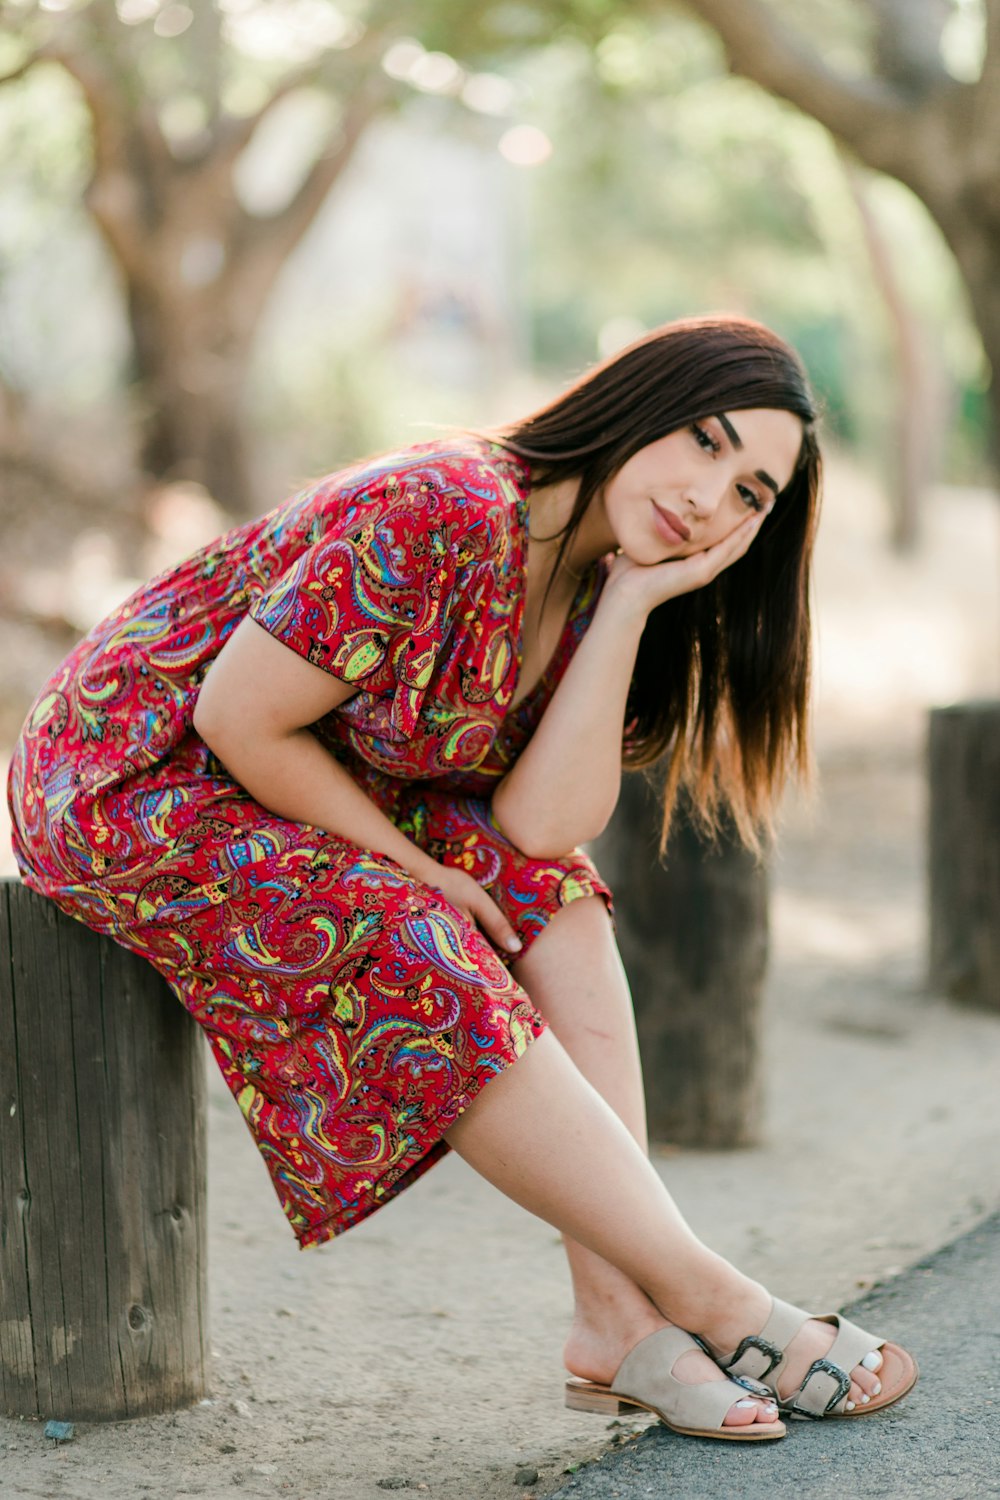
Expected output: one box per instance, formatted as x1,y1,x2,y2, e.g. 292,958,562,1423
334,433,531,549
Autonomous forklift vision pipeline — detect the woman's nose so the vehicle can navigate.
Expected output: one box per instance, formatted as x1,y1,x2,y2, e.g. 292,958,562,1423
685,480,727,520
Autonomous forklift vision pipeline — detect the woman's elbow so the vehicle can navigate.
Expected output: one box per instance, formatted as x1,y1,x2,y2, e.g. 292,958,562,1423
498,812,611,861
191,689,219,748
191,688,239,763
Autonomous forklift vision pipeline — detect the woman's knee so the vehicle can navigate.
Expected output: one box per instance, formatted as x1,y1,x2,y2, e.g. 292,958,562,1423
513,891,615,971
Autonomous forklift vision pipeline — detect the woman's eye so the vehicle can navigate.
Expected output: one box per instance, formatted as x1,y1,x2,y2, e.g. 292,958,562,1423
737,484,765,513
691,422,720,454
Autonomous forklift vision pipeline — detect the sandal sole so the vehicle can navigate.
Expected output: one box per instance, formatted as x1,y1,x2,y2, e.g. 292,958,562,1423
565,1379,787,1441
780,1342,919,1419
826,1343,919,1418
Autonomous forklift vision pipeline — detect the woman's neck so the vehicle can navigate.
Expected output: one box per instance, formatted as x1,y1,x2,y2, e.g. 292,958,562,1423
526,477,617,581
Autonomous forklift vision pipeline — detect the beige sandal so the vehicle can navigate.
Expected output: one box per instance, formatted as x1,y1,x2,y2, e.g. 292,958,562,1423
712,1296,918,1419
565,1325,787,1441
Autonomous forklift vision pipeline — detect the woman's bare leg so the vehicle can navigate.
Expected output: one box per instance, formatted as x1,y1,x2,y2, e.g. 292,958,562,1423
452,897,884,1413
511,898,668,1378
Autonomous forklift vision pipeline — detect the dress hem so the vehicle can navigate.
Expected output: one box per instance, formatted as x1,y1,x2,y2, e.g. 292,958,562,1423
291,1013,548,1251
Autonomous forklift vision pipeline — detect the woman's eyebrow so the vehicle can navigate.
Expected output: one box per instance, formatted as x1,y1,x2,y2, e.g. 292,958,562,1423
716,413,779,494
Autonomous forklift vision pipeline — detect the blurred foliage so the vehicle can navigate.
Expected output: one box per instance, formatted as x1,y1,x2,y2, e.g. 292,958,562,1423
0,0,990,502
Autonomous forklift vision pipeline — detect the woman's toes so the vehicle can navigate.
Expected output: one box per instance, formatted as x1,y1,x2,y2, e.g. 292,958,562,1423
724,1398,779,1427
852,1365,881,1400
861,1349,884,1374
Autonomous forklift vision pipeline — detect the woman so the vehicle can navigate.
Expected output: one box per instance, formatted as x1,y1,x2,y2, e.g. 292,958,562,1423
8,314,916,1443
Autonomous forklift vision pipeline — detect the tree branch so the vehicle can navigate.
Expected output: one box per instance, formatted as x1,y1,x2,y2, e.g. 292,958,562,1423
0,49,45,88
683,0,924,178
977,0,1000,95
230,68,394,318
211,60,334,171
865,0,952,94
210,13,400,173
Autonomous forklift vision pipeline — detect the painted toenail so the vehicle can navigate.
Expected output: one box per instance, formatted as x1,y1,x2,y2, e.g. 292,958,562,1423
846,1401,856,1411
872,1380,881,1395
861,1351,883,1371
735,1398,758,1408
860,1394,870,1403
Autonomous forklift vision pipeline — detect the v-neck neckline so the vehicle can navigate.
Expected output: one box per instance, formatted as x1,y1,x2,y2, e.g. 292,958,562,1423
508,561,594,715
502,447,597,718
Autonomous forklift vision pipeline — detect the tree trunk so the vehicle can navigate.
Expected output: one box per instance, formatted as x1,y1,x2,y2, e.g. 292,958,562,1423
842,159,938,552
0,880,209,1421
137,374,256,519
592,775,768,1147
928,702,1000,1012
933,210,1000,461
127,279,258,516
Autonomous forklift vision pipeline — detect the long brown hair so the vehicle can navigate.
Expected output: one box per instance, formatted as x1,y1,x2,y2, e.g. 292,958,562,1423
493,314,822,854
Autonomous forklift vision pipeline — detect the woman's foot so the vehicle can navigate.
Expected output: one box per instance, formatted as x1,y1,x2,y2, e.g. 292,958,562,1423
693,1277,886,1410
564,1314,781,1429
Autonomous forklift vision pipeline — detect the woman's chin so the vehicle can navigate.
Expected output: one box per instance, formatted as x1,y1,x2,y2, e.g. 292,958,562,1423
625,538,694,566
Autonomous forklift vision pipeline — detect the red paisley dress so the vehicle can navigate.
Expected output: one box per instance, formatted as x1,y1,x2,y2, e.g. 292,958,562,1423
7,436,613,1251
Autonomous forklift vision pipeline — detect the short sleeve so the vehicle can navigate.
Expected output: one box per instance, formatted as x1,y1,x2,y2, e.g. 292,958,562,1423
248,489,460,742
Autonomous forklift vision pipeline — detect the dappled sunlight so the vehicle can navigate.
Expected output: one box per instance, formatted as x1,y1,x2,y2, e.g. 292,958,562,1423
17,529,139,634
771,883,916,968
810,453,1000,751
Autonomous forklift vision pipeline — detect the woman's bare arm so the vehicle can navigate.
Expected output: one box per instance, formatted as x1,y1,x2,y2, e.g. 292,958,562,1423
490,510,766,859
193,618,523,952
489,585,643,859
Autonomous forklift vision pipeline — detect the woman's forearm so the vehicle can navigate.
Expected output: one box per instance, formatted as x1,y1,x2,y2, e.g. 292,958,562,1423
490,587,646,859
200,722,441,886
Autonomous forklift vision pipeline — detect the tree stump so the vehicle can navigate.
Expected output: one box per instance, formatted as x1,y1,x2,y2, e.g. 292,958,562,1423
928,701,1000,1012
592,774,768,1148
0,879,209,1420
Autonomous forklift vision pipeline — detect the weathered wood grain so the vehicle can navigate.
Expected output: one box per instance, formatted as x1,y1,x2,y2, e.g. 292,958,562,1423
592,775,767,1148
929,702,1000,1012
0,878,209,1419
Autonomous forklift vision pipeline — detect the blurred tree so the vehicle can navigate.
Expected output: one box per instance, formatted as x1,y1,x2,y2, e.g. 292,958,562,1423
1,0,980,520
684,0,1000,449
418,2,971,537
0,0,400,512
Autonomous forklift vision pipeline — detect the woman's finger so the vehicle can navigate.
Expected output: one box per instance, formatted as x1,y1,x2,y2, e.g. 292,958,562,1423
711,511,767,566
469,888,523,955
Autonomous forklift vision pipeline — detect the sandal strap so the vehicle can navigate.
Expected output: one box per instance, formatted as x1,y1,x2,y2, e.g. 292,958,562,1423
781,1314,886,1417
612,1326,763,1432
825,1314,886,1380
782,1356,853,1418
722,1297,811,1385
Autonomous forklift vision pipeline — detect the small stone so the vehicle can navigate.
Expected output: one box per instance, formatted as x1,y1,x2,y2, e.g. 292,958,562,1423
514,1468,539,1486
229,1399,252,1418
376,1481,413,1491
43,1421,75,1443
251,1463,277,1476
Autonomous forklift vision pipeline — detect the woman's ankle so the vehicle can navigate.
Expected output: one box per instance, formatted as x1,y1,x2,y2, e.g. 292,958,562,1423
564,1295,667,1382
650,1253,771,1354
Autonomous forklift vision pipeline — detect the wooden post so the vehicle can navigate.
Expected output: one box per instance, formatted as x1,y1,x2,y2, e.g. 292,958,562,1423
928,701,1000,1012
592,775,767,1148
0,879,209,1420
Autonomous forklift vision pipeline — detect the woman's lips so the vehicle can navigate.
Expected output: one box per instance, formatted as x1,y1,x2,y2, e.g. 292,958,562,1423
650,501,691,545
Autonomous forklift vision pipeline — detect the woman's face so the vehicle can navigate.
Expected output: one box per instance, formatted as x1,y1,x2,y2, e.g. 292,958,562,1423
601,407,804,565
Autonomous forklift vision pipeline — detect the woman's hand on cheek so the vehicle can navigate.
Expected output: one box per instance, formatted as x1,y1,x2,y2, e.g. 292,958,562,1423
603,511,766,620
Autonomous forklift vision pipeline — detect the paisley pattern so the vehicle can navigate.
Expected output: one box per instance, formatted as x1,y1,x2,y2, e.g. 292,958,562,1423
7,436,613,1250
